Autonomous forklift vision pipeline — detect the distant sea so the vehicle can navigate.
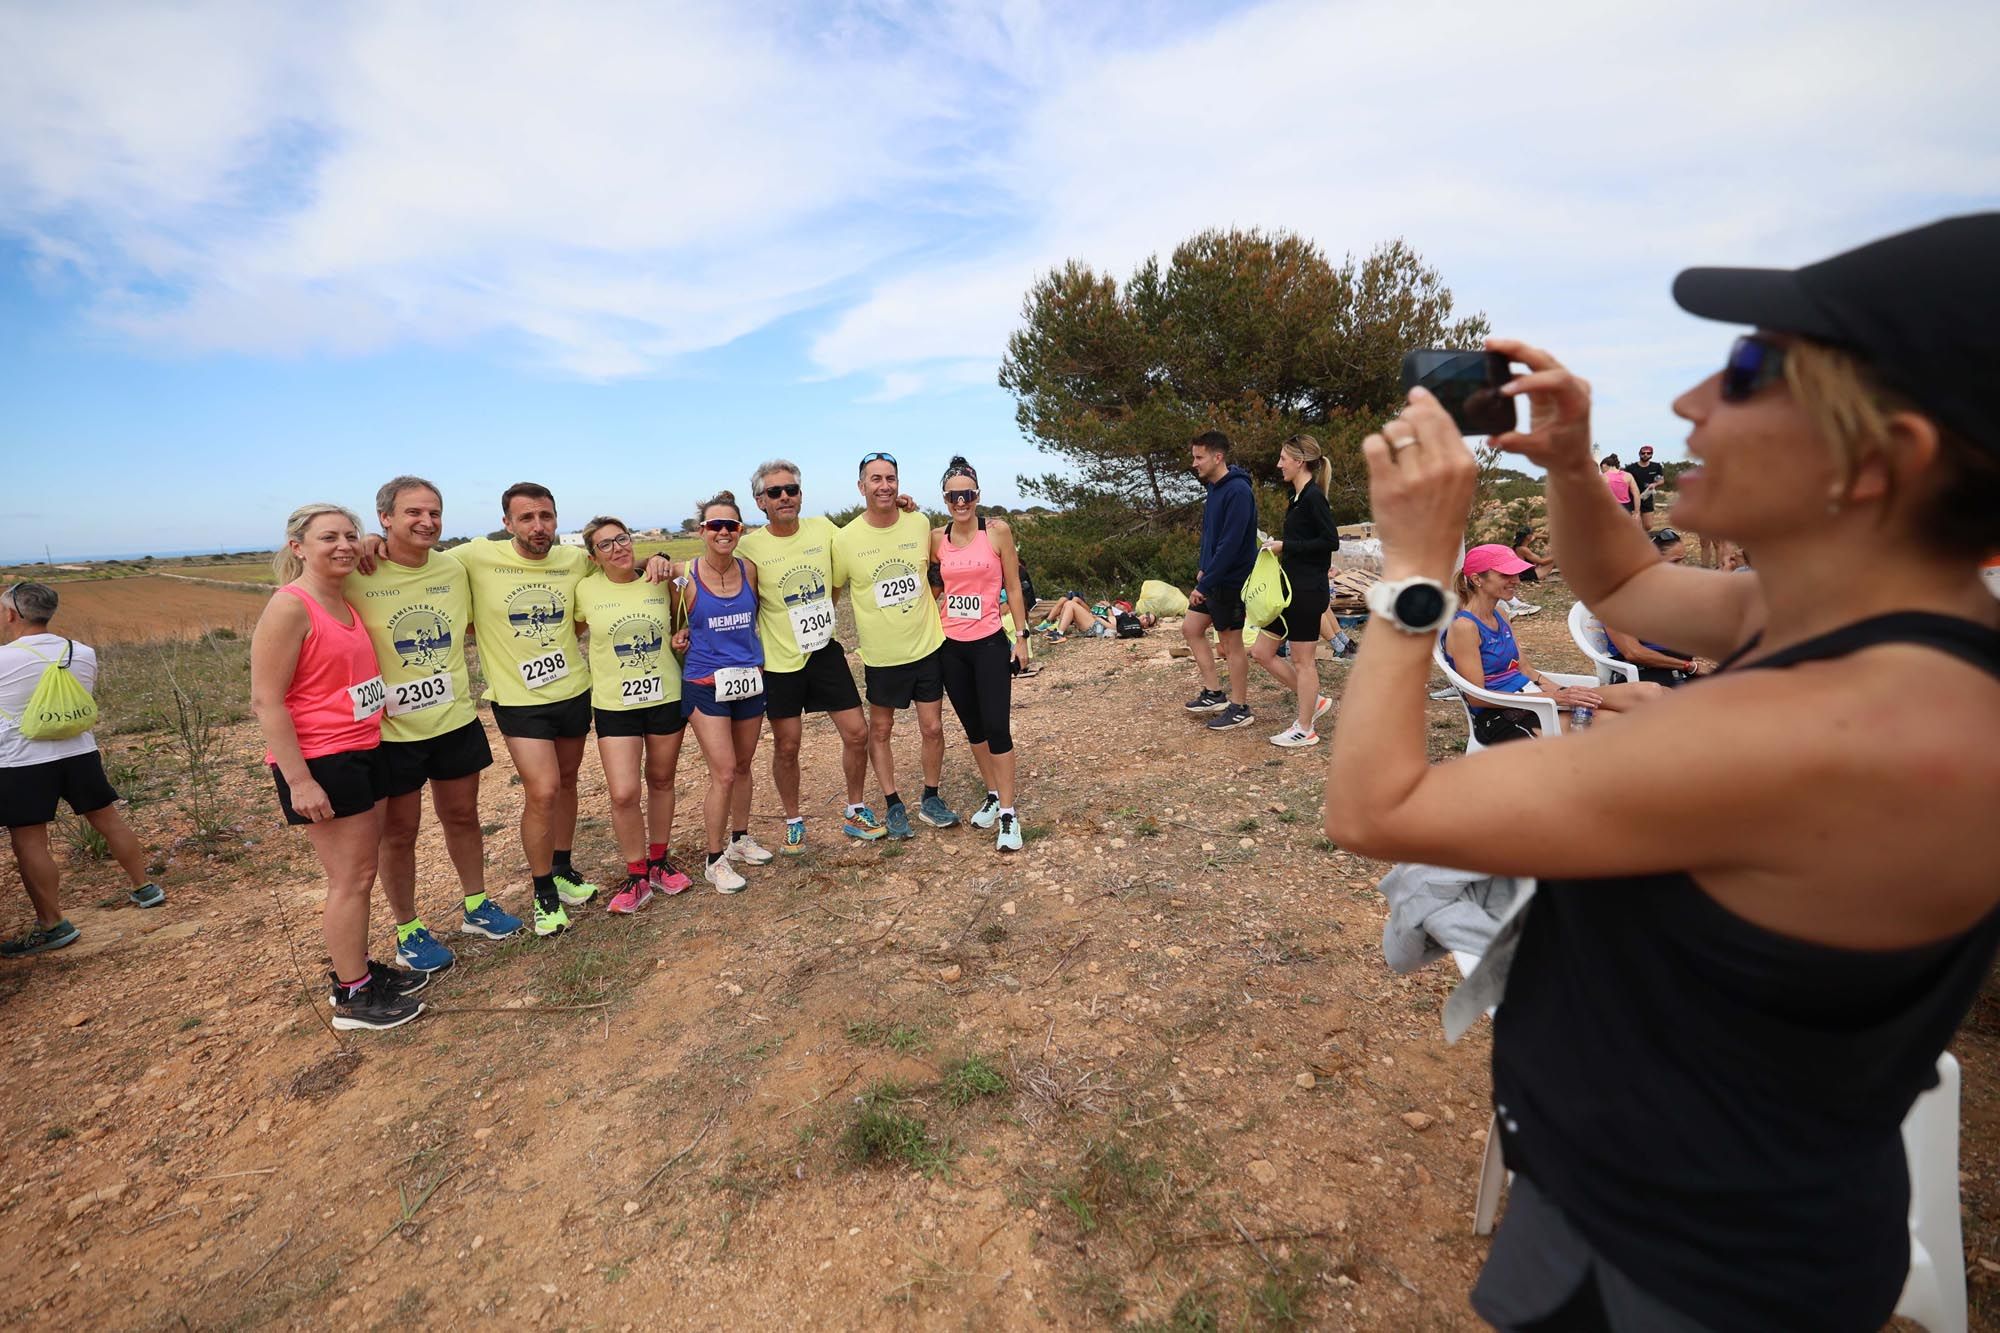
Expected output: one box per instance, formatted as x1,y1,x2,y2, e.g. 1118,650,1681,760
0,547,271,565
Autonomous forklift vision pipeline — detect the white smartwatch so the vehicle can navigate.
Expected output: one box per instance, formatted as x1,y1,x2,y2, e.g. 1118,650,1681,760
1365,576,1459,635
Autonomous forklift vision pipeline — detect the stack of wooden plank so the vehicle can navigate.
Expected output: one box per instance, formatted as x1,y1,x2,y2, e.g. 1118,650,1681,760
1329,568,1378,616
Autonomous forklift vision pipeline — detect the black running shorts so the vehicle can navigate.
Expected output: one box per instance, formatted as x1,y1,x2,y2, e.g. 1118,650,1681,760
379,719,494,798
593,702,688,738
0,751,119,829
863,647,945,710
765,642,864,721
490,691,592,741
271,747,388,826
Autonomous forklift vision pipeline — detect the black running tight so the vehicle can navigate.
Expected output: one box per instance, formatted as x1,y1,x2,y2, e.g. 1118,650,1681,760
939,631,1013,755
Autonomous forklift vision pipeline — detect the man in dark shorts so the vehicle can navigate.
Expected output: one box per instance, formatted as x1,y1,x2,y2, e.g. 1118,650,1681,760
1180,430,1259,730
350,476,523,969
0,582,163,956
737,459,889,851
1626,446,1667,531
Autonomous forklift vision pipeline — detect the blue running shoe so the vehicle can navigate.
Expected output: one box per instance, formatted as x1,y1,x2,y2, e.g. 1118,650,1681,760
843,806,887,841
917,794,959,829
884,802,915,840
460,898,526,940
395,924,455,974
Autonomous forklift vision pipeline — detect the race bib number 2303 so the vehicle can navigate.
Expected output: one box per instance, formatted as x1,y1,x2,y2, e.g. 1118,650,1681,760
386,672,454,717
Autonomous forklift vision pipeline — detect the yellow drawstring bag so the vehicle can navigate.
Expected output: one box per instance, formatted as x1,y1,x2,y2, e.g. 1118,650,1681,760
10,640,99,740
1241,550,1291,637
1134,580,1188,619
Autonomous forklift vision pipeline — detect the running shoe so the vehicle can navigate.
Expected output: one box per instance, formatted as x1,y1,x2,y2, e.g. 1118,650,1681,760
650,856,694,895
329,973,424,1032
0,919,78,957
843,807,888,841
884,802,916,840
1206,702,1254,730
553,871,599,906
395,925,456,975
461,898,526,939
367,957,430,997
727,834,775,866
1506,597,1542,616
1184,688,1229,714
129,882,165,909
705,857,747,894
533,900,570,938
995,812,1023,853
1312,694,1333,724
1269,723,1320,749
1046,630,1065,642
781,821,807,855
968,793,1002,830
917,794,960,829
607,873,653,915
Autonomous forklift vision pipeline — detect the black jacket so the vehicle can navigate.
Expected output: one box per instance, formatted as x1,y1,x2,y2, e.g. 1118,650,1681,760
1278,480,1339,572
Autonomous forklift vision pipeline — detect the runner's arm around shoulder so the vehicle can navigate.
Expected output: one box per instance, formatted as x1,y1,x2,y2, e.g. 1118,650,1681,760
249,593,313,783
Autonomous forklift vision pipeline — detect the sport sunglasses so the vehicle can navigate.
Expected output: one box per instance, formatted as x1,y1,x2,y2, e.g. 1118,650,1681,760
760,483,801,500
943,489,979,505
859,451,897,467
1720,334,1786,403
702,518,742,533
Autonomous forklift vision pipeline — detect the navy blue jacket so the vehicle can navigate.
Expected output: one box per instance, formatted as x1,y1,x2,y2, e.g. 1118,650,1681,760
1195,464,1258,598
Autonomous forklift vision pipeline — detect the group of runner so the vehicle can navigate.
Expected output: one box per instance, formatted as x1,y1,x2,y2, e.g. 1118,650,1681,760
249,452,1031,1031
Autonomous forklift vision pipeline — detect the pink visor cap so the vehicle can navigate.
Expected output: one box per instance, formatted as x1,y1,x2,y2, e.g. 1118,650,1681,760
1463,544,1533,577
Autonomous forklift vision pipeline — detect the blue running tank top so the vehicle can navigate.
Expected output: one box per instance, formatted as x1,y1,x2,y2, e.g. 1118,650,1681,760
1442,608,1528,693
683,559,763,682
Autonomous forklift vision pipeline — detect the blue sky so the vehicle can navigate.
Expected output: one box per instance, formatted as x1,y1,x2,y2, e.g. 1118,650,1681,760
2,0,1995,561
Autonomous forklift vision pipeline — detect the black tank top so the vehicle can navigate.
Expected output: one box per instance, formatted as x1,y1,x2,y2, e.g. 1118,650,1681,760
1491,611,2000,1332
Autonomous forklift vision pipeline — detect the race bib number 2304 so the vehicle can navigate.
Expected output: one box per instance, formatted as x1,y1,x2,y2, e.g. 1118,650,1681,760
788,599,835,653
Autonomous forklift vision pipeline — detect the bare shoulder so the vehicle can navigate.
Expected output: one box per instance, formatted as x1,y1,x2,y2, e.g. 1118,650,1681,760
986,516,1013,539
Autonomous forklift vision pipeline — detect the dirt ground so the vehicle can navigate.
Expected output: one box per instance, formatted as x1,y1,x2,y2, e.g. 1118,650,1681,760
3,581,1996,1331
33,575,271,644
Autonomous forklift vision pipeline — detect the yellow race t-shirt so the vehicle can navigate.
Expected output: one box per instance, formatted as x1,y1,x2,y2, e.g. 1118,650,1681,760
736,516,840,675
832,510,944,669
456,537,590,707
345,548,476,742
576,570,680,711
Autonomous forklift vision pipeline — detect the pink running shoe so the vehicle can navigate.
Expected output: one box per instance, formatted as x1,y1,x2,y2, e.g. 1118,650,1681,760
650,856,693,895
606,873,654,915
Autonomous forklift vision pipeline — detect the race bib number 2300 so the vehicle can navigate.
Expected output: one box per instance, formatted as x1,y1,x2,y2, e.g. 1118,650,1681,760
519,649,571,690
944,592,983,620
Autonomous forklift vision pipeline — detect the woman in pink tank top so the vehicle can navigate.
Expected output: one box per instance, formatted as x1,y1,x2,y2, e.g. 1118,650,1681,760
929,457,1032,851
251,504,422,1032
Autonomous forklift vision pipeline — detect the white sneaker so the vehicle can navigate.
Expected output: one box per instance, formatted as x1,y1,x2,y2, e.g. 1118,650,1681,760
1311,694,1332,724
726,834,774,866
1506,597,1541,616
1269,724,1320,749
705,857,747,894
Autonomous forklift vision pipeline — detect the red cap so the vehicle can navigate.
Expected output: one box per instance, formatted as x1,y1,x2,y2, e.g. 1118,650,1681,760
1463,543,1533,577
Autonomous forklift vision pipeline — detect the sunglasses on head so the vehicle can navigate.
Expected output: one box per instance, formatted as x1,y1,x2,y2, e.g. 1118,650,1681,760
859,451,897,468
761,483,801,500
944,489,978,505
703,518,742,533
1720,334,1787,403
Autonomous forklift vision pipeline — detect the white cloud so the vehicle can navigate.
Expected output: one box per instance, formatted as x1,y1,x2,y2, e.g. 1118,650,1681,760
1,0,1995,434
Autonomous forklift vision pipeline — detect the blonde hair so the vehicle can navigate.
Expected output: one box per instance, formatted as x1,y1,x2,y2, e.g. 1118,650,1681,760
273,504,362,583
1282,433,1332,494
581,514,630,555
1785,340,1999,557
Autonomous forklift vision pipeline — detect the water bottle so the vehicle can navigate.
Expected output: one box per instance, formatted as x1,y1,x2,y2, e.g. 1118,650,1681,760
1570,705,1595,732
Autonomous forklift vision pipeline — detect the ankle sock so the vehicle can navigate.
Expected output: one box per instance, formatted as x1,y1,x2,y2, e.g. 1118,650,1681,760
923,785,939,802
846,803,866,817
532,873,558,910
1000,806,1016,818
336,972,370,996
731,828,748,842
883,791,901,811
394,918,426,943
707,851,724,866
986,790,1000,804
787,816,804,828
552,849,575,878
463,892,488,913
627,859,647,877
648,841,668,861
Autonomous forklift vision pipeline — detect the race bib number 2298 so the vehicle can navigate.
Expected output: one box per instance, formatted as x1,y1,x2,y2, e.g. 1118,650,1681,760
519,649,570,689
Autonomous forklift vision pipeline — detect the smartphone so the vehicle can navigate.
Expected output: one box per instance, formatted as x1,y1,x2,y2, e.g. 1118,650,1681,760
1400,349,1517,437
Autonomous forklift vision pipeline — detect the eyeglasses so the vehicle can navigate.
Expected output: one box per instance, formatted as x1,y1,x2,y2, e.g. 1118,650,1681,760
702,518,742,533
1720,334,1786,403
761,483,801,500
592,533,633,551
944,489,978,505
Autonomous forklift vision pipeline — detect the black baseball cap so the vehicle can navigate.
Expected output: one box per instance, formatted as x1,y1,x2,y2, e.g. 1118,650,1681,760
1672,213,2000,457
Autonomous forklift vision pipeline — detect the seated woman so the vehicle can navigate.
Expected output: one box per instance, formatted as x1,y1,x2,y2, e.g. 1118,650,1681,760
1604,528,1713,686
1510,527,1557,582
1443,544,1660,743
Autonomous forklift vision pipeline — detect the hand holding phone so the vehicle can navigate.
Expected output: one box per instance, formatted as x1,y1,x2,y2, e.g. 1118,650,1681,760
1400,350,1519,437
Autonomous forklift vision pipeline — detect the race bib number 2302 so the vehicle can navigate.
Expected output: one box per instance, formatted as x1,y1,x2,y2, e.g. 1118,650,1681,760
347,675,387,722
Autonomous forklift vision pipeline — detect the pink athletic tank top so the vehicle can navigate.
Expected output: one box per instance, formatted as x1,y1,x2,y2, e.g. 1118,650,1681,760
937,522,1004,642
271,585,384,760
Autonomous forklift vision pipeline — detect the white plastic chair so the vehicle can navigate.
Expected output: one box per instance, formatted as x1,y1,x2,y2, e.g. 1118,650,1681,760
1449,949,1511,1236
1895,1051,1967,1332
1566,602,1640,686
1431,643,1597,755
